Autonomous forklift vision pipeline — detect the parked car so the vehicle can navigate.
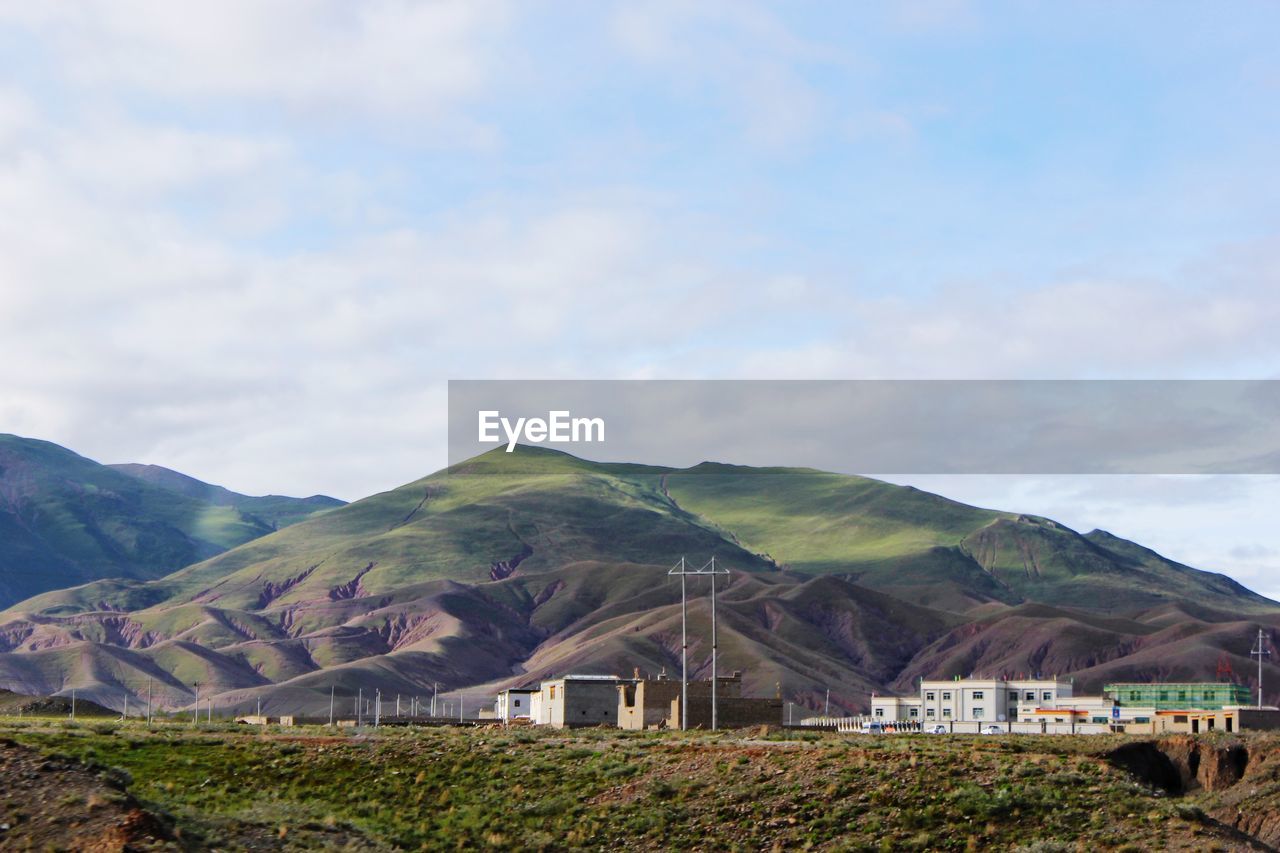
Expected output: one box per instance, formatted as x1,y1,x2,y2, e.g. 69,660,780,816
981,725,1003,735
928,725,948,734
864,722,884,734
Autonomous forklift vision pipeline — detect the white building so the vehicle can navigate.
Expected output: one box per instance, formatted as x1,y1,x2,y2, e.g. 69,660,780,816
874,678,1073,724
495,688,539,722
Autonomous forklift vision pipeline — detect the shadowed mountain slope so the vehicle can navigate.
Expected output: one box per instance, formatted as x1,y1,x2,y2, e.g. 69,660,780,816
0,445,1276,715
0,434,345,608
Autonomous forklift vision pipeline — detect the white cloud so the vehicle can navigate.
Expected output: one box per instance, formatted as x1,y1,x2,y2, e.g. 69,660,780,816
0,0,510,121
610,0,835,150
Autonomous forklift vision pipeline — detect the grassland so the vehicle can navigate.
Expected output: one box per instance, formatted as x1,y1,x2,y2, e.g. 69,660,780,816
0,718,1269,851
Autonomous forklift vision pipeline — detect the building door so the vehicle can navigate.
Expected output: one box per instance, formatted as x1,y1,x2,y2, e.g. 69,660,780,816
1192,719,1199,734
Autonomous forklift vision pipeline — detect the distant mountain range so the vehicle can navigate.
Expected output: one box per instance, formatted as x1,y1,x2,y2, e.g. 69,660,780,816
0,434,343,607
0,438,1276,716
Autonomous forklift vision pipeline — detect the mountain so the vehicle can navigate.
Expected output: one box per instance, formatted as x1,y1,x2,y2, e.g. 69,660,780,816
109,463,344,529
0,444,1275,716
0,434,343,608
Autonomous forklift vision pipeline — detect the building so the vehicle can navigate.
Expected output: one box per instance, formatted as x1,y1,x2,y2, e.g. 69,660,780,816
618,670,781,729
874,678,1072,724
495,688,538,722
1148,706,1280,734
869,695,922,723
1104,682,1251,710
537,675,631,728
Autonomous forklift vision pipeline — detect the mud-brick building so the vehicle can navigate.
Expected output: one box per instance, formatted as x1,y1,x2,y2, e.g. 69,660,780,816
617,670,782,729
537,675,631,728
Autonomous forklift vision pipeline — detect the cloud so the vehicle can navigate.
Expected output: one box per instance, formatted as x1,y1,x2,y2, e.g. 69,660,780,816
723,250,1280,380
0,0,510,121
610,0,835,150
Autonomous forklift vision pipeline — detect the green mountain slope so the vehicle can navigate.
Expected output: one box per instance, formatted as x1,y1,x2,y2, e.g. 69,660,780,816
0,445,1275,715
0,434,342,608
662,463,1271,614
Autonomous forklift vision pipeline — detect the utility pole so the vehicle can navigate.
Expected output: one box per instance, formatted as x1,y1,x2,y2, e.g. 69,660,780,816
668,556,730,730
825,688,830,718
396,694,401,718
192,683,199,726
357,688,363,727
374,690,381,727
459,695,464,723
668,556,689,730
145,679,152,725
71,689,76,721
256,697,261,719
1252,628,1272,709
123,694,128,721
711,557,719,731
329,685,335,727
432,683,438,717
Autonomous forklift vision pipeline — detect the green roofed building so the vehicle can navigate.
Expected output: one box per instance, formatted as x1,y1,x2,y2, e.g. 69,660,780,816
1103,683,1251,710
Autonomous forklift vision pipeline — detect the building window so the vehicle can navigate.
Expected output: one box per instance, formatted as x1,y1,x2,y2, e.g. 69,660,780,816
549,686,556,700
1159,691,1168,701
909,709,919,718
926,692,935,701
942,709,951,718
1025,691,1035,701
514,699,521,707
1130,691,1140,702
1042,692,1052,702
942,692,951,701
973,709,984,719
1178,691,1186,701
972,691,984,700
874,708,884,718
1173,715,1188,723
926,709,935,718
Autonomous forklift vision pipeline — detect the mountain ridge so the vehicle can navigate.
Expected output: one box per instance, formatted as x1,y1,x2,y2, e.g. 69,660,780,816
0,442,1275,715
0,433,345,607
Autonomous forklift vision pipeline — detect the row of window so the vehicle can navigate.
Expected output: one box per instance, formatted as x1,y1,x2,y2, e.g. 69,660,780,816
923,690,1053,702
1128,690,1220,702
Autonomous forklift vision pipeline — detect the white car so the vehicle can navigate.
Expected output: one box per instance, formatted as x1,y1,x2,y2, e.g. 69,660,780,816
928,725,948,734
981,725,1003,735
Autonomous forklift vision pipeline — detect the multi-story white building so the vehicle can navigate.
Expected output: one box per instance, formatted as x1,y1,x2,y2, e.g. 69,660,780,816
873,678,1073,724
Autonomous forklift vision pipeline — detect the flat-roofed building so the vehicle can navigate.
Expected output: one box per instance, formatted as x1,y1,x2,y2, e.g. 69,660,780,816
1104,682,1251,710
870,695,923,722
618,670,779,729
496,688,539,722
918,678,1072,724
1149,706,1280,734
870,678,1071,724
537,675,631,728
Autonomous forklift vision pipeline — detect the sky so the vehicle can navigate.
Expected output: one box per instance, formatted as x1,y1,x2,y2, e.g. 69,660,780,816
1,2,1279,593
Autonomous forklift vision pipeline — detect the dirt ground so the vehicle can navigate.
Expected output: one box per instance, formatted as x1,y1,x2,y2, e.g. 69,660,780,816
0,737,178,852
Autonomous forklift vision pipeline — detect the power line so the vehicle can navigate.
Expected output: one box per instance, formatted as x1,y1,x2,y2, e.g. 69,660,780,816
668,555,730,731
